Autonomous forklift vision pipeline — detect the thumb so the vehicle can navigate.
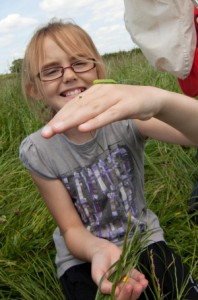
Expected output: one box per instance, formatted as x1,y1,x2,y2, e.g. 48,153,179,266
99,278,120,297
93,270,113,295
99,277,113,295
95,274,120,296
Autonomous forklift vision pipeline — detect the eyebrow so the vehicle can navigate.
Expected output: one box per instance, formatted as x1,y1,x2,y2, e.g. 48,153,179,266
41,62,61,71
41,55,87,71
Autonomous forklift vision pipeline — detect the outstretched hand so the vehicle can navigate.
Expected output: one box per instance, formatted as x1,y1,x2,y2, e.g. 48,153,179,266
41,84,163,138
41,83,198,146
91,242,148,300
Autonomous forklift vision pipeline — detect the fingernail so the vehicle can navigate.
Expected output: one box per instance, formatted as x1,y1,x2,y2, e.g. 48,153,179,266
41,125,52,137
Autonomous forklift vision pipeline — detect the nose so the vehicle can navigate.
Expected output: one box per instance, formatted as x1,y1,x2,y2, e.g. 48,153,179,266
62,66,77,83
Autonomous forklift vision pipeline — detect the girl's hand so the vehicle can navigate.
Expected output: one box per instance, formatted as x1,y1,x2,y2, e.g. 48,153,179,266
91,242,148,300
41,84,163,138
41,83,198,145
115,270,148,300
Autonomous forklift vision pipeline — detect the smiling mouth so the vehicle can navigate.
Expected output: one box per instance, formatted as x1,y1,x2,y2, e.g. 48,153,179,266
60,88,85,97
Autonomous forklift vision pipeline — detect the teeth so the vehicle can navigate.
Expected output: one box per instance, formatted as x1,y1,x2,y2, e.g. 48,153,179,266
65,88,83,97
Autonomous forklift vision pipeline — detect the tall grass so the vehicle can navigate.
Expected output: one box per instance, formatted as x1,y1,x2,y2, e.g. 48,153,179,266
0,77,64,299
0,50,197,299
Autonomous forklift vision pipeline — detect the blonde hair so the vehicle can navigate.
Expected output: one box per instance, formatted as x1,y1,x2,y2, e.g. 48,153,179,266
22,19,106,118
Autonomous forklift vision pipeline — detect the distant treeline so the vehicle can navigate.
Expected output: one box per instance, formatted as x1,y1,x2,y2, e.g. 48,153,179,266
102,48,141,59
0,48,142,79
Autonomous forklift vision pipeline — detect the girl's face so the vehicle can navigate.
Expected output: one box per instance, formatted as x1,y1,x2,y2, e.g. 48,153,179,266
38,36,98,112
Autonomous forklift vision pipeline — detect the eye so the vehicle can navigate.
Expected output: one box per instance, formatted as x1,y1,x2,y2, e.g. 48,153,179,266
73,61,87,67
42,67,61,77
72,60,94,72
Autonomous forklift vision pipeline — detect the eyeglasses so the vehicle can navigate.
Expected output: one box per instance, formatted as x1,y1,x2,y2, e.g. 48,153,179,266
37,59,96,82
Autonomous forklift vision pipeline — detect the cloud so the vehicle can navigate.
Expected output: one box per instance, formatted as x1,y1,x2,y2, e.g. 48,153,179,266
0,57,10,74
0,0,134,74
10,49,25,60
91,1,124,23
0,14,38,31
97,24,122,34
90,23,135,55
39,0,66,12
0,34,13,47
39,0,94,12
39,0,125,32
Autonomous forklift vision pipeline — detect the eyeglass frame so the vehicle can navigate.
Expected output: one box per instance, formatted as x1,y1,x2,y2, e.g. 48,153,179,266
37,58,96,82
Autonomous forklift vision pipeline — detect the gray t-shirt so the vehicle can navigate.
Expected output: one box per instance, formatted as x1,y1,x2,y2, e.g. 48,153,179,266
19,120,164,278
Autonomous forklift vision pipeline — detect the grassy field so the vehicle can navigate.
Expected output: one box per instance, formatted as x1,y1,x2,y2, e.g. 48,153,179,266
0,50,197,299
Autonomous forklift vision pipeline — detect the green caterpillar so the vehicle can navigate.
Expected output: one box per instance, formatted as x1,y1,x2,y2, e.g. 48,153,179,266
93,79,117,84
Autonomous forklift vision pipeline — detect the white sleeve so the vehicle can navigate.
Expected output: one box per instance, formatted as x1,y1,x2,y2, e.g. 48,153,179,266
124,0,196,79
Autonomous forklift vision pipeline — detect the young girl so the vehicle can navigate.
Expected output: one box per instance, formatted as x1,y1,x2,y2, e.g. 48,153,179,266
20,20,198,300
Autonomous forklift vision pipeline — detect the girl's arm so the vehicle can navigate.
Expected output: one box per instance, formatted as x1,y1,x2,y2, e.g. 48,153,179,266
30,172,148,299
30,172,113,261
41,84,198,146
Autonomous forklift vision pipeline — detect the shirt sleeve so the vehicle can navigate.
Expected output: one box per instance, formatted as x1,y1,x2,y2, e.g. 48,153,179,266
19,136,57,179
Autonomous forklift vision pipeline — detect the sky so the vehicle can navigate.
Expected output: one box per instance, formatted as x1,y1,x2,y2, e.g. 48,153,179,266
0,0,137,74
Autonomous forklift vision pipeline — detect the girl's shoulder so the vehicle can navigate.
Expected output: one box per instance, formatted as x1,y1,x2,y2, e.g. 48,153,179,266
19,128,64,179
20,127,63,152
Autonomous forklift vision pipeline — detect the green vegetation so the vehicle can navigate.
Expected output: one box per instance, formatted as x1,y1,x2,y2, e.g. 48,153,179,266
9,59,23,74
0,50,197,299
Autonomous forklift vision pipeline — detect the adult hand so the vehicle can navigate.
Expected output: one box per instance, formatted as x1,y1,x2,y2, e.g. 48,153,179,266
91,242,148,300
41,84,163,138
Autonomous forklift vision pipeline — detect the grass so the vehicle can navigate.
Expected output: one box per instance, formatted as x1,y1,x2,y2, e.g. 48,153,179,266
0,50,197,299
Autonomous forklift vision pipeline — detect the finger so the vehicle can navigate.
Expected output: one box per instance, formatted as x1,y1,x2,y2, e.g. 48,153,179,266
41,86,115,137
117,278,147,300
78,104,121,132
78,95,133,132
127,270,148,292
129,269,146,282
97,277,114,295
92,265,113,295
101,280,113,295
41,104,91,138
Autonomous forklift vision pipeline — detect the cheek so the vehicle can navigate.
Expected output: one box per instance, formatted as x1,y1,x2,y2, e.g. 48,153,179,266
42,82,58,97
84,69,98,83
